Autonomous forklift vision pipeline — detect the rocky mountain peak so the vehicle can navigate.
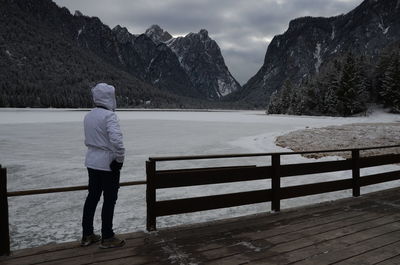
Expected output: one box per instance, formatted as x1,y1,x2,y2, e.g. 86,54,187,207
287,16,333,33
112,25,135,43
145,24,172,44
74,10,83,17
167,29,240,99
199,29,209,39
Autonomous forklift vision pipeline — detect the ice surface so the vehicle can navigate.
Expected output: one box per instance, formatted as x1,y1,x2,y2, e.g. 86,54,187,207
1,108,400,250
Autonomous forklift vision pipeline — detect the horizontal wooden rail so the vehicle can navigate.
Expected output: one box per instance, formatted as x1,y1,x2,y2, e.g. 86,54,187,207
146,144,400,231
149,144,400,162
155,189,272,216
280,179,353,199
7,180,146,197
280,160,352,177
360,170,400,186
155,165,269,189
359,154,400,168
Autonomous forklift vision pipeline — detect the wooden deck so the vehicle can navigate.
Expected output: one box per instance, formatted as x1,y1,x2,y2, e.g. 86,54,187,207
2,187,400,265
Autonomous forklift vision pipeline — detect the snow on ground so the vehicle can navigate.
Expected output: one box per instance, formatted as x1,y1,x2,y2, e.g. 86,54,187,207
276,123,400,158
1,108,400,250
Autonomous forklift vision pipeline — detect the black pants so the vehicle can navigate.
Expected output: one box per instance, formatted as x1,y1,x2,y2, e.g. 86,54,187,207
82,168,120,239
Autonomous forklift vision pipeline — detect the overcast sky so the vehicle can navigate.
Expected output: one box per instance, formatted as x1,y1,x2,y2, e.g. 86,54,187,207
53,0,363,85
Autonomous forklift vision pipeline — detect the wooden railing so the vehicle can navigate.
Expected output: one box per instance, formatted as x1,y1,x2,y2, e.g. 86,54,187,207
2,144,400,255
145,145,400,231
0,166,145,256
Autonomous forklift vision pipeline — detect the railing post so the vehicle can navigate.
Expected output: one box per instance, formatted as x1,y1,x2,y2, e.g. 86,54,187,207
352,150,360,197
271,154,281,212
146,160,156,231
0,166,10,256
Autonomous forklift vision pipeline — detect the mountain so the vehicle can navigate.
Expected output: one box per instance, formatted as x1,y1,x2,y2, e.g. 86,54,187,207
145,24,173,44
0,0,197,108
111,25,201,98
239,0,400,109
0,0,241,108
165,29,241,99
144,25,241,100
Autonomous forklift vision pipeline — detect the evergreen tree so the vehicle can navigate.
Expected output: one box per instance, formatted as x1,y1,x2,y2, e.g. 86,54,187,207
266,79,294,114
335,53,368,116
322,59,341,115
280,79,294,113
380,53,400,112
266,90,281,114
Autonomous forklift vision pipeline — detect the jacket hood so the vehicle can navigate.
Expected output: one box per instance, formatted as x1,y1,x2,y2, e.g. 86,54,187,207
91,83,117,111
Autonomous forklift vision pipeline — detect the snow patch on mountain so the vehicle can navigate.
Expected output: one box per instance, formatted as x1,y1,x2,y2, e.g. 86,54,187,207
77,26,84,39
378,23,390,34
5,49,12,57
313,43,322,73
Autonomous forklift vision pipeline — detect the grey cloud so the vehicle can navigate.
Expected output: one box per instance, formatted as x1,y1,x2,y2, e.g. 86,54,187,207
54,0,362,84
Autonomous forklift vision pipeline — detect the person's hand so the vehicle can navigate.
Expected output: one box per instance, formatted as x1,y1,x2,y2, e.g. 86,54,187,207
110,160,123,172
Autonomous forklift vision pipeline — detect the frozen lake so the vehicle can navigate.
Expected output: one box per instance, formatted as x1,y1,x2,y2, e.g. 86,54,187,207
1,108,400,250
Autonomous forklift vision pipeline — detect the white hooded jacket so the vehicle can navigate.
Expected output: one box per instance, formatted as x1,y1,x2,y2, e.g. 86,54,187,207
84,83,125,171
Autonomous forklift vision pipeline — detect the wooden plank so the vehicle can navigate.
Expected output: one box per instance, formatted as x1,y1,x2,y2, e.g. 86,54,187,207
359,153,400,168
239,215,400,265
155,198,371,249
360,170,400,187
154,187,399,245
155,189,272,216
7,181,145,197
146,160,156,231
352,149,360,197
280,179,352,199
202,214,400,265
333,240,400,265
197,190,400,263
155,165,270,188
149,144,400,161
234,212,381,245
0,167,10,256
261,216,400,255
200,212,390,263
280,159,352,177
0,237,146,265
271,154,280,212
157,165,257,174
34,248,149,265
160,207,367,254
159,204,374,255
293,230,400,265
7,232,146,259
193,211,371,255
88,255,157,265
375,254,400,265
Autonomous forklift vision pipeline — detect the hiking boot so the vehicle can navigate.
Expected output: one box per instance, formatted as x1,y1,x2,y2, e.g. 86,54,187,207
81,234,101,247
99,236,126,249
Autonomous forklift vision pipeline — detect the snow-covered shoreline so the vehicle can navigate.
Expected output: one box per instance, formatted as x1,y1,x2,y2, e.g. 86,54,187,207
275,122,400,158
